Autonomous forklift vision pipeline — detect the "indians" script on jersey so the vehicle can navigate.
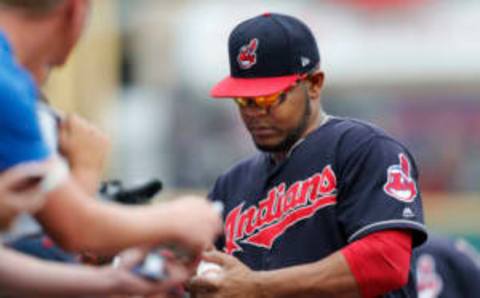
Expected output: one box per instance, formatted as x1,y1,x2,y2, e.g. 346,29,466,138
224,165,337,254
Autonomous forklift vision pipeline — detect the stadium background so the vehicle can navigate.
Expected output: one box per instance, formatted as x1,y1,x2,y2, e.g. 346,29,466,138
43,0,480,248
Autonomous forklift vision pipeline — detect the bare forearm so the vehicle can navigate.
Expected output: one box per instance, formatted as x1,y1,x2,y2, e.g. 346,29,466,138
257,252,361,298
71,168,101,196
0,247,118,297
36,179,176,254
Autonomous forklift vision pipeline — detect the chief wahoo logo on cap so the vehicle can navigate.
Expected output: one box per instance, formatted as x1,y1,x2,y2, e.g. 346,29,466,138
237,38,259,70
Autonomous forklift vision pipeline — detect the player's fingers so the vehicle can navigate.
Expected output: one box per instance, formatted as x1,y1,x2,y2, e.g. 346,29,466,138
201,250,225,265
202,250,236,268
188,275,221,293
204,244,217,252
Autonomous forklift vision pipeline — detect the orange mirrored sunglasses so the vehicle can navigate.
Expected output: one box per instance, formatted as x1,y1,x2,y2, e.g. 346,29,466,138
233,73,310,109
233,90,286,109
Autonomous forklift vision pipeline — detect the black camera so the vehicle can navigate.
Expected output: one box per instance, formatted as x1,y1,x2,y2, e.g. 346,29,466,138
99,179,163,205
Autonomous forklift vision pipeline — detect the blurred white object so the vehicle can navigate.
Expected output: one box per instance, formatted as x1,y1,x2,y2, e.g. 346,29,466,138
138,253,166,280
41,159,69,193
212,201,224,216
196,261,223,278
37,102,70,192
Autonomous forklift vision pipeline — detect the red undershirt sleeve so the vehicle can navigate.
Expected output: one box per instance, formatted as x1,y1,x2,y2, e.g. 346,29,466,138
341,230,412,298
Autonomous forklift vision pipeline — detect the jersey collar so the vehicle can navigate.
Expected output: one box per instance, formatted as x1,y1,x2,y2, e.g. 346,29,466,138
267,112,332,164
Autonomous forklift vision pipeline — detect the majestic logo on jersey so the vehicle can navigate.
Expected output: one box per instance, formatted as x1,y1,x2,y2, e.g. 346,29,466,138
383,153,417,203
224,165,337,255
237,38,259,70
416,254,443,298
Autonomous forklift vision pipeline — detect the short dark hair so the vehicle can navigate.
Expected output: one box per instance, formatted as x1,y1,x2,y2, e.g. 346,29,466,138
0,0,64,14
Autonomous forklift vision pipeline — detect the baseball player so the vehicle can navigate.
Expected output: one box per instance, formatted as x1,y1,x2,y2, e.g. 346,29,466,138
190,13,428,297
0,0,221,255
416,234,480,298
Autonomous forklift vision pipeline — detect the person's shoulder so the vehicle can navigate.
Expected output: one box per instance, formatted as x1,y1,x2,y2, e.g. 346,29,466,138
209,153,265,197
326,116,391,139
0,49,37,104
325,116,406,153
418,234,455,254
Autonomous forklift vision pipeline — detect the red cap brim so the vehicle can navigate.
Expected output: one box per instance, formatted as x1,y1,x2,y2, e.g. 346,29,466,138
210,75,300,98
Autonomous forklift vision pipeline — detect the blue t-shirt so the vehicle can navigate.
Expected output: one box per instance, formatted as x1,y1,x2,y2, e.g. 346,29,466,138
0,31,50,171
210,117,428,297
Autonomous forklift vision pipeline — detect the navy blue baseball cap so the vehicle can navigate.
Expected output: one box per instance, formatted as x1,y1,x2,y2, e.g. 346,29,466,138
211,13,320,98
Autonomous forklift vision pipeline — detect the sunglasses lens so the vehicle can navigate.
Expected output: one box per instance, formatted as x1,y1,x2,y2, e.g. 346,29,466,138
256,96,267,108
264,94,279,106
233,91,283,108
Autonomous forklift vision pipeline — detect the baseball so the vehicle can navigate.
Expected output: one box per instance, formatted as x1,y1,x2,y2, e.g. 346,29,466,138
196,261,223,279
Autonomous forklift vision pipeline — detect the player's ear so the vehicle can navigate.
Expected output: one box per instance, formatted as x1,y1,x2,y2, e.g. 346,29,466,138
306,71,324,101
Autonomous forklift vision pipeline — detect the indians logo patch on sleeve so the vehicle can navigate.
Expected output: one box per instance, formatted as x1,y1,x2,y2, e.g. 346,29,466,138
237,38,259,70
383,153,418,203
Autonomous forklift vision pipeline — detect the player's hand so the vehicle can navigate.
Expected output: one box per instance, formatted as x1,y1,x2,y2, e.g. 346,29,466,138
189,250,265,298
159,196,223,256
0,162,51,230
59,114,111,194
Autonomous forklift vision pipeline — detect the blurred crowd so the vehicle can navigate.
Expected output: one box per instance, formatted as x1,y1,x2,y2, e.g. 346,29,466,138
104,0,480,194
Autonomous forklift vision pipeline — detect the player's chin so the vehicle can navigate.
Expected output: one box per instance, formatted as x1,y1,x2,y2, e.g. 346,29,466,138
253,138,285,153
